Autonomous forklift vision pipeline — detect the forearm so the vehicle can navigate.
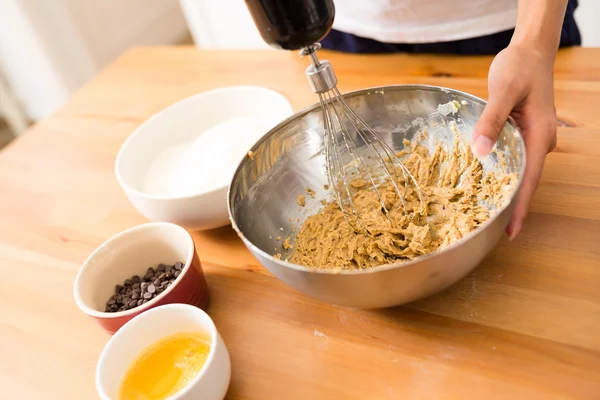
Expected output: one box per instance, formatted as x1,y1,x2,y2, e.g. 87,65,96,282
511,0,568,58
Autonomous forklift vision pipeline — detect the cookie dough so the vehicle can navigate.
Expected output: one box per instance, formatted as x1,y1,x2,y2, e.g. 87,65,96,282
289,138,517,270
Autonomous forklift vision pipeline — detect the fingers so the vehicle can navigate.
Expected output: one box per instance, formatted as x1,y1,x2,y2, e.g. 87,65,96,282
506,123,554,240
471,90,521,157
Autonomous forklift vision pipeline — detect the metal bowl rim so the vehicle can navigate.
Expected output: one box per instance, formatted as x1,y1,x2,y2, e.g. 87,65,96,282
227,84,526,275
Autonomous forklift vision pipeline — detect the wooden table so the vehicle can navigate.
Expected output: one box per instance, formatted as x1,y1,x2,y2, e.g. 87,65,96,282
1,47,599,399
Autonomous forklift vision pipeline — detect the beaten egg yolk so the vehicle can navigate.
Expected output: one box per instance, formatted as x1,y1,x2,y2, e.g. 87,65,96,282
119,332,211,400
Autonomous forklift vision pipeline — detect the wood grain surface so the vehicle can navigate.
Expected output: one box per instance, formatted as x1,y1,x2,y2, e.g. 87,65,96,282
0,47,599,400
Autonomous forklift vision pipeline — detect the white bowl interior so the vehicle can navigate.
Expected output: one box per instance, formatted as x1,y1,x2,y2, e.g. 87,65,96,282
117,86,293,195
74,223,193,313
96,304,217,399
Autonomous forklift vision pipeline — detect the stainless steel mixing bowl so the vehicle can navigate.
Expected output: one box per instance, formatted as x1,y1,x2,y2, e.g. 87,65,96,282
228,85,525,308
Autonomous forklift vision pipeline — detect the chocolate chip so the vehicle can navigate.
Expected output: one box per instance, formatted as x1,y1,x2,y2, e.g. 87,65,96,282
105,261,184,313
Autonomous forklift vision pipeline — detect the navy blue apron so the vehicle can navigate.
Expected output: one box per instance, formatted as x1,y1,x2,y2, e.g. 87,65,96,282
321,0,581,54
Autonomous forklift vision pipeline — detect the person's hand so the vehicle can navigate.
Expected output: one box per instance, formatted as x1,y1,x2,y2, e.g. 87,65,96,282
471,44,557,240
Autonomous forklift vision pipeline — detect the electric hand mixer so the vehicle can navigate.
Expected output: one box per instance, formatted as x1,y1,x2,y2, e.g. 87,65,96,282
245,0,422,231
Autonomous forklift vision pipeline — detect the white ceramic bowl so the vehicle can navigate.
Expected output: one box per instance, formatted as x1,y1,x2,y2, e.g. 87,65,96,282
115,86,293,230
96,304,231,400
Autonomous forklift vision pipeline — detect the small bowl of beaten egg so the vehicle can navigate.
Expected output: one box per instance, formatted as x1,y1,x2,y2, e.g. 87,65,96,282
96,304,231,400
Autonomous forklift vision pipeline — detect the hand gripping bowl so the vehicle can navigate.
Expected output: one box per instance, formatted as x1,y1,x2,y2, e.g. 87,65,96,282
228,85,525,308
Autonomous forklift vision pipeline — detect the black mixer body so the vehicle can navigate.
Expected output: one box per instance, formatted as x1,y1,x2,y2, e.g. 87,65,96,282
245,0,335,50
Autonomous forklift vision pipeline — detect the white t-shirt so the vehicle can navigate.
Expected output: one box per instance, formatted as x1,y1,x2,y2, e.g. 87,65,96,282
332,0,519,44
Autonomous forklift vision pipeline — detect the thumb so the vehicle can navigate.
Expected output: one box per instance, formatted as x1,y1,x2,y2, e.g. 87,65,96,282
471,93,516,157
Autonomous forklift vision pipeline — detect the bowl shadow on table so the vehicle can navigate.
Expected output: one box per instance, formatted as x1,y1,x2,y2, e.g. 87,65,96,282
191,225,267,272
363,243,514,350
376,241,507,320
200,222,507,333
193,225,237,241
197,224,505,321
350,244,518,371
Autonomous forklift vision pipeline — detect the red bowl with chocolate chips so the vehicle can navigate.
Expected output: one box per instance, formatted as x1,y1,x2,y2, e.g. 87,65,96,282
73,222,209,334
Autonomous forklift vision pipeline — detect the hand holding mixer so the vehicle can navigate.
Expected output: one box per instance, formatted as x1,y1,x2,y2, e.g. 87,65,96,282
245,0,423,231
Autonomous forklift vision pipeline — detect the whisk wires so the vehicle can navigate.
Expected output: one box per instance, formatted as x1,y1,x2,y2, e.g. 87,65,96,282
303,43,424,233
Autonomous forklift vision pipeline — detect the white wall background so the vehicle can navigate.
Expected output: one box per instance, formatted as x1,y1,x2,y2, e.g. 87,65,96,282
575,0,600,47
0,0,188,121
1,0,598,124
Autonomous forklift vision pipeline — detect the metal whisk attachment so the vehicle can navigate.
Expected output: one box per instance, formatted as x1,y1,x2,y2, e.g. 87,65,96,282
300,43,423,231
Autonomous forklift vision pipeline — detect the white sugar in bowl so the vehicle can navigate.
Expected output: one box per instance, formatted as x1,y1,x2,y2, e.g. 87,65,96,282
115,86,293,230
